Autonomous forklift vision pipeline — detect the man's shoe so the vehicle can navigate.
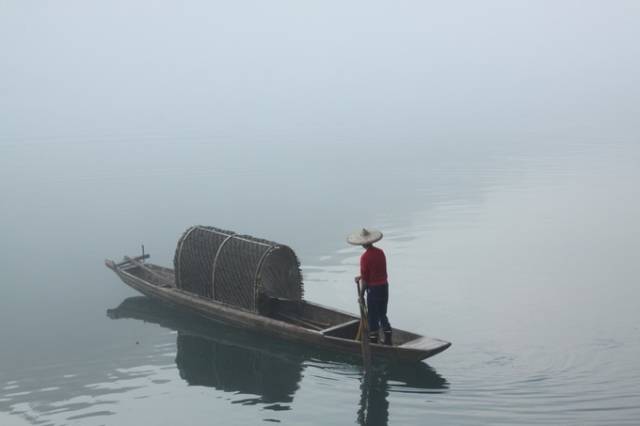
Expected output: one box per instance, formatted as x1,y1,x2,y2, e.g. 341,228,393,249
383,330,393,346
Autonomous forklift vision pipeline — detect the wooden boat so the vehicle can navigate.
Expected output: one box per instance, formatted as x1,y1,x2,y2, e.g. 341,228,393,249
105,226,451,363
107,296,449,392
105,256,450,362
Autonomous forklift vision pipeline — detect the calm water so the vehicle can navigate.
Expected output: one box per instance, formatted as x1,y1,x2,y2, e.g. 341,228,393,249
2,2,640,425
1,139,639,426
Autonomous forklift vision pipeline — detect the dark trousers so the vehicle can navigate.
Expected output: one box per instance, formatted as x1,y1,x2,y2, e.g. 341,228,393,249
366,283,391,333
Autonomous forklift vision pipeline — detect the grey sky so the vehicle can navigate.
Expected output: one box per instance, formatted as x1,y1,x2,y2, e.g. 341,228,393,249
1,1,639,143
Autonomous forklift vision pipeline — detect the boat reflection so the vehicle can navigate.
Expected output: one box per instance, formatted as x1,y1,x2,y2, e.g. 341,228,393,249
176,334,300,405
107,296,448,420
108,296,305,408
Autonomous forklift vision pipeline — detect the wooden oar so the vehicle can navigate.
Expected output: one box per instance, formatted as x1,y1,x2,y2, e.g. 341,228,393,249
356,279,372,371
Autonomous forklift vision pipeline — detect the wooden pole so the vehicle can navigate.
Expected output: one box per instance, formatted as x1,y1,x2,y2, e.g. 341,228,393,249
356,279,372,371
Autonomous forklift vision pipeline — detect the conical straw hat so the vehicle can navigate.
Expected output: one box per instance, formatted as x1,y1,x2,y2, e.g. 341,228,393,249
347,228,383,246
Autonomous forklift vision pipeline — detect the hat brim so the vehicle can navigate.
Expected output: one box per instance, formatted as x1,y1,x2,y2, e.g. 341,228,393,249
347,229,383,246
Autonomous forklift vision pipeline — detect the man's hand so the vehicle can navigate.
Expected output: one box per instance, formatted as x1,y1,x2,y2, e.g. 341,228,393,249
356,277,366,299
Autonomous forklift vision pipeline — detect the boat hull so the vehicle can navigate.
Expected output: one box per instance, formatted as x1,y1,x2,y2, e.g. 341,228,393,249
106,258,451,363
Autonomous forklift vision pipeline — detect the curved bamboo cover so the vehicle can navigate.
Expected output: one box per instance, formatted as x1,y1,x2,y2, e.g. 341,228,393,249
173,226,303,312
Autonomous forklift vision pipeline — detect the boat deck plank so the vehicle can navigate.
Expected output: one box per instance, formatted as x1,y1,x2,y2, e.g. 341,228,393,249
399,336,452,351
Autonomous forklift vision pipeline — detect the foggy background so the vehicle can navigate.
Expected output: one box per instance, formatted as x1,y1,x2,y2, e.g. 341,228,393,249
1,2,640,425
2,1,639,142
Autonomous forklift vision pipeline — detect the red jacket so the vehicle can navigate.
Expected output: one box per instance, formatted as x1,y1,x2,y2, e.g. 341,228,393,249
360,246,388,286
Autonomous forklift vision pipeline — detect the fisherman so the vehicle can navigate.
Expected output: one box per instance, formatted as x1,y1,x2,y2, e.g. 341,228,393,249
348,228,392,345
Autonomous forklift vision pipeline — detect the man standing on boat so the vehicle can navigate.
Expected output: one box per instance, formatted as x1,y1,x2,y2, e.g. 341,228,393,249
348,228,392,345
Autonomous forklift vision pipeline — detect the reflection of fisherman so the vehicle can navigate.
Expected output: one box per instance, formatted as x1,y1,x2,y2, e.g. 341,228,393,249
358,369,390,426
348,228,392,345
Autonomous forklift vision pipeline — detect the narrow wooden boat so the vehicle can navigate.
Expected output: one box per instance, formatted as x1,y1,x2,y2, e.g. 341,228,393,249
105,226,451,363
107,296,450,392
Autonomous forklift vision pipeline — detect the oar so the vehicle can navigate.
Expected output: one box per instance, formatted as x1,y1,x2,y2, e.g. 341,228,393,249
356,279,372,371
